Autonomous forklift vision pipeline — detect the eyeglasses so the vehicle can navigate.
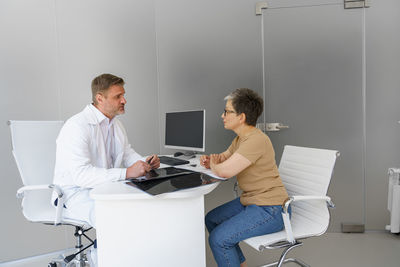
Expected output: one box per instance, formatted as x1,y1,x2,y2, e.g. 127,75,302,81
223,109,236,116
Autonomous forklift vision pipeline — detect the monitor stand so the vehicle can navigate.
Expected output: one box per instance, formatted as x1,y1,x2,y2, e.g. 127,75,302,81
175,151,197,159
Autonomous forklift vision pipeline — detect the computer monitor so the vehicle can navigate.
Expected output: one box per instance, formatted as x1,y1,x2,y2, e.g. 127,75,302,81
165,110,205,153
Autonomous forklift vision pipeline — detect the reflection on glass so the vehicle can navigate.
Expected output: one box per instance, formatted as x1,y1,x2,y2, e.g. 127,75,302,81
127,172,222,195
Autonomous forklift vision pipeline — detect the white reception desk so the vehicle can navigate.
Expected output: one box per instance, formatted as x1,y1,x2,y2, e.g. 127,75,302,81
90,161,220,267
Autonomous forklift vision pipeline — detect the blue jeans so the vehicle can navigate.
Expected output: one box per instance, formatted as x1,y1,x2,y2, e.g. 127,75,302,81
205,197,288,267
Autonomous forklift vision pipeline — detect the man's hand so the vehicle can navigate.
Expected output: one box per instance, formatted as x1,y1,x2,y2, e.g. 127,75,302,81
200,155,210,169
146,154,160,169
126,160,151,178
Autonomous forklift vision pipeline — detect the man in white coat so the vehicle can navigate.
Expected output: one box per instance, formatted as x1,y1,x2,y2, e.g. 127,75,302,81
53,73,160,228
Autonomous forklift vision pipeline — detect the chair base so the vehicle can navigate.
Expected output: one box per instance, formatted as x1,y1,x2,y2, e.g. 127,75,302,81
259,241,310,267
49,256,88,267
48,226,94,267
261,257,309,267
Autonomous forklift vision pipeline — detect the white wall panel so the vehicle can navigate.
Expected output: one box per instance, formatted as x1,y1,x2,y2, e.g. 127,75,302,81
0,0,70,261
55,0,159,155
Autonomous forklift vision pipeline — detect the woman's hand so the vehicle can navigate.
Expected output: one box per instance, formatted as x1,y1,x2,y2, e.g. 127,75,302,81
200,155,211,169
210,154,223,169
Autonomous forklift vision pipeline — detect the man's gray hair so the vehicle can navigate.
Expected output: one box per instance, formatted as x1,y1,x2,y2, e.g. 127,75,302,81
91,73,125,104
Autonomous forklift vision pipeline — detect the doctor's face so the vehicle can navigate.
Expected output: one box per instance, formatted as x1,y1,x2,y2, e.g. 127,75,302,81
97,84,127,119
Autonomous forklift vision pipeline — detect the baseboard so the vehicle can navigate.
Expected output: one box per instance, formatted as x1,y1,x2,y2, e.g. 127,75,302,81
341,223,365,233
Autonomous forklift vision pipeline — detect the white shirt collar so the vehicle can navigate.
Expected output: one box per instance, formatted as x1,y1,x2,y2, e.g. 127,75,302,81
89,103,115,126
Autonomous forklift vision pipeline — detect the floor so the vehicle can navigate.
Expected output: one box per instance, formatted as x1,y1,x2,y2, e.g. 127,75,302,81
1,232,400,266
206,232,400,267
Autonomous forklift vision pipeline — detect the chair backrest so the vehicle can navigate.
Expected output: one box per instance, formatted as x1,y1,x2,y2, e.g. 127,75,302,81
9,120,64,186
9,121,64,222
279,145,338,196
279,145,339,237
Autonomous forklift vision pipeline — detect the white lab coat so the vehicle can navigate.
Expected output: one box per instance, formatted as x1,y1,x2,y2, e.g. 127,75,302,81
53,104,143,226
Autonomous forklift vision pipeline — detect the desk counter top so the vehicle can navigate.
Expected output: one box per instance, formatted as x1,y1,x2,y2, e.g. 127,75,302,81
91,155,223,201
90,180,219,201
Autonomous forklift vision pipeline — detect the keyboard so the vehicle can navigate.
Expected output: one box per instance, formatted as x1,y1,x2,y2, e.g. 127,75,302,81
159,156,190,166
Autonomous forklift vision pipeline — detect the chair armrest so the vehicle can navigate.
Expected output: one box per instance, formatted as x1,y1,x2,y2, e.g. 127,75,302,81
16,184,65,225
283,195,335,212
17,184,55,198
281,195,334,244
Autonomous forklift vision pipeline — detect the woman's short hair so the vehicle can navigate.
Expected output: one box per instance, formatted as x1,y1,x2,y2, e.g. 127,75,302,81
91,74,125,104
224,88,263,126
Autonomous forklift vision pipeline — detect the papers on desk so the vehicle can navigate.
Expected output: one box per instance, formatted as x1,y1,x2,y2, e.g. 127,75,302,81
157,154,227,180
176,165,227,180
198,168,227,180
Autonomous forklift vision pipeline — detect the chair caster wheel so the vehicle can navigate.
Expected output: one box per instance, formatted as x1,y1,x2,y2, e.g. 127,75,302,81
48,262,57,267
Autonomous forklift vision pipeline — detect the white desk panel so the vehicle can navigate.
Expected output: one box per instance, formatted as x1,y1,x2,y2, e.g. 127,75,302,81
90,162,220,267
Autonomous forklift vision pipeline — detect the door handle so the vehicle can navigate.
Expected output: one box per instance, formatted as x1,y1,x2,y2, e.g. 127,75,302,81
266,123,289,132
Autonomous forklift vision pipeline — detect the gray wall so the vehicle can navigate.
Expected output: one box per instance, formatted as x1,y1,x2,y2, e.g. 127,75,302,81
1,0,399,265
365,0,400,229
0,0,159,262
0,1,65,261
155,0,262,155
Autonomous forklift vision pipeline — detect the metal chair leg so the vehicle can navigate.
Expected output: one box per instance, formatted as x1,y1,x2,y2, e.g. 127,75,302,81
262,258,310,267
276,242,302,267
260,242,310,267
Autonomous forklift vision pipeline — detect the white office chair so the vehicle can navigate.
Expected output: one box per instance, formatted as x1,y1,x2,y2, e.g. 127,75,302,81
239,145,339,267
8,120,94,267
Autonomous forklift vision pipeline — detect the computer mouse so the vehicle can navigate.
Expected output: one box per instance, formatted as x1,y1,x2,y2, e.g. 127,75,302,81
174,152,184,157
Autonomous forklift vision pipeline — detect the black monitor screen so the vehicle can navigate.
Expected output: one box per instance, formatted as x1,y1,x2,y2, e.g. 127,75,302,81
165,110,205,152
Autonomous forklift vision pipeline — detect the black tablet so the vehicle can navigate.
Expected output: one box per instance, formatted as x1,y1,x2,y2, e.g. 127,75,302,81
131,167,194,182
127,172,222,195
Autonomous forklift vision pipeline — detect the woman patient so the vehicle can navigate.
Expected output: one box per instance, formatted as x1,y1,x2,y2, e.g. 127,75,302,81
200,88,289,267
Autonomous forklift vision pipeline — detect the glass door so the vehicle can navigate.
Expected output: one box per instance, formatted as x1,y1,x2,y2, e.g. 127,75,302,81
260,1,365,231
